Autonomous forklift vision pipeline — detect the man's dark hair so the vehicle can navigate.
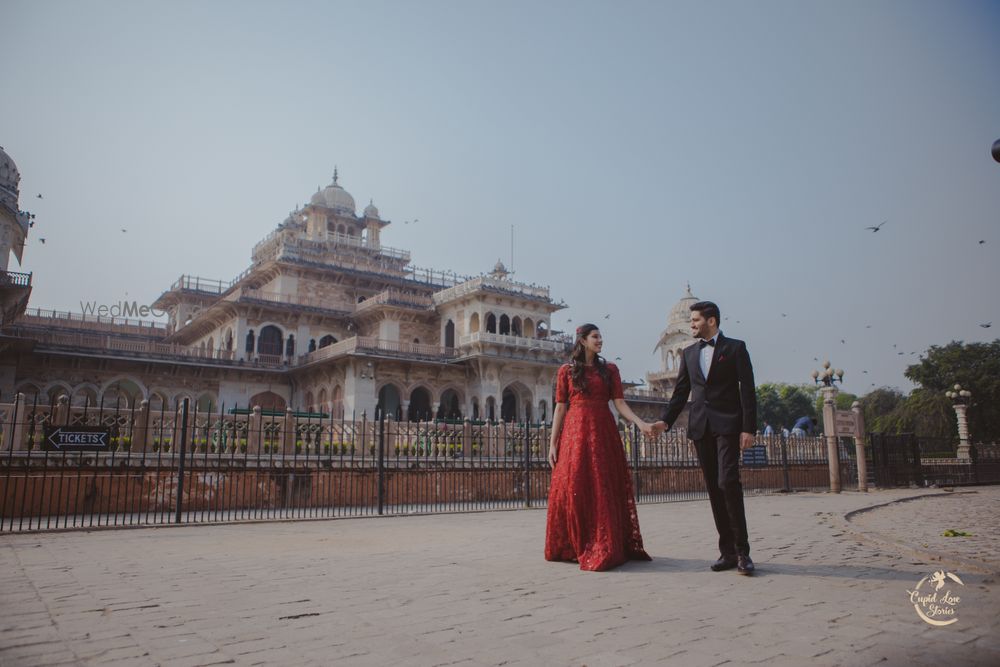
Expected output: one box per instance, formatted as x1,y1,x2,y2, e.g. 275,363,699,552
690,301,721,326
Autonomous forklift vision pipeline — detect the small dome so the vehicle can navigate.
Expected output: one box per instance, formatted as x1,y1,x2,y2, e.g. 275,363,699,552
310,168,356,214
363,199,379,218
0,146,21,199
667,282,698,330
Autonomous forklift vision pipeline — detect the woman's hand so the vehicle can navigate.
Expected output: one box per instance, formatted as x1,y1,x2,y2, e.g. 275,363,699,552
548,443,558,467
638,420,654,436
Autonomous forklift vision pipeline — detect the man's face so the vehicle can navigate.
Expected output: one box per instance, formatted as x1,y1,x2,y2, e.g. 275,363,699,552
690,311,717,340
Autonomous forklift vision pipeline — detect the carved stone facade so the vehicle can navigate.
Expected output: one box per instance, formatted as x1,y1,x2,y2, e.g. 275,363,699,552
0,171,573,424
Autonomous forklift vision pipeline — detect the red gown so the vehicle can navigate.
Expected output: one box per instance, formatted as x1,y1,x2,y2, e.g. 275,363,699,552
545,362,651,571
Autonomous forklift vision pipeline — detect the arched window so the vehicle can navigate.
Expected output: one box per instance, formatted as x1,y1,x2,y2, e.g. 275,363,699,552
536,321,549,338
469,312,480,334
444,320,455,348
499,315,511,335
258,325,283,356
285,334,295,357
523,318,534,339
511,317,522,337
245,330,255,354
319,334,337,348
408,387,432,422
486,313,497,334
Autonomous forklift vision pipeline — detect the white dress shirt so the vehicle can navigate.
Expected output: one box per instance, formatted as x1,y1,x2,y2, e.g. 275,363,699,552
700,332,720,379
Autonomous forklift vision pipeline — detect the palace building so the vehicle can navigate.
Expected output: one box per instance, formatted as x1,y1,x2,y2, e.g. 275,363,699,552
0,148,693,426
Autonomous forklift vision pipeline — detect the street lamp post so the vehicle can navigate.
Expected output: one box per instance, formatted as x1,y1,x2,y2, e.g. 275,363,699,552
813,361,845,492
945,384,972,461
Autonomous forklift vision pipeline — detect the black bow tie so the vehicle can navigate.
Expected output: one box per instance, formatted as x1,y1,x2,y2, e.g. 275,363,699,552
699,338,715,348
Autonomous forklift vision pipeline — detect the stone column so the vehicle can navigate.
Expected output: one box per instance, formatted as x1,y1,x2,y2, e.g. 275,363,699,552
283,406,296,455
852,401,867,492
249,405,263,454
954,403,971,461
821,386,841,493
134,399,150,453
10,392,27,451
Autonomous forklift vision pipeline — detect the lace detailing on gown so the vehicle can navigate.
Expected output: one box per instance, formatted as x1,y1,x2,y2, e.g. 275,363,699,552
545,362,651,571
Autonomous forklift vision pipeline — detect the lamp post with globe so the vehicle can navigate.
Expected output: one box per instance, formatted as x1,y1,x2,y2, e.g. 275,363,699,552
945,384,973,460
811,361,845,492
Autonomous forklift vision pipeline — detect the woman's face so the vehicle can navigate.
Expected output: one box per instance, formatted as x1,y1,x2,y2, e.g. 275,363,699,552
583,329,603,356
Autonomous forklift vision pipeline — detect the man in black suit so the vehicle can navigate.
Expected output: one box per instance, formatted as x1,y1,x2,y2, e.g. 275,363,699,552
652,300,757,575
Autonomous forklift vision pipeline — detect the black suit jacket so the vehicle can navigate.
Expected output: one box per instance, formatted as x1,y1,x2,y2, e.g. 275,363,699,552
660,333,757,440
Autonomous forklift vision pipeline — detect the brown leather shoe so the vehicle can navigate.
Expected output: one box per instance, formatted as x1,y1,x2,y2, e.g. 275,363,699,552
737,555,755,575
710,555,738,572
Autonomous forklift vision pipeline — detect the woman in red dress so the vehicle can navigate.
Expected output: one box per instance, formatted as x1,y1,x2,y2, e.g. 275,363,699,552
545,323,653,571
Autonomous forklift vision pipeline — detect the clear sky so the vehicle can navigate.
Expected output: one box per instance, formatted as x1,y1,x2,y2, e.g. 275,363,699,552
3,0,999,395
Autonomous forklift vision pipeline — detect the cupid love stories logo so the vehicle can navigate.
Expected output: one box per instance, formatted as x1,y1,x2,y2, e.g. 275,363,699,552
906,570,964,626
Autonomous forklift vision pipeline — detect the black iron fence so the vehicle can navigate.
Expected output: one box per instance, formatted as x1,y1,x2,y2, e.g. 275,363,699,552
867,432,1000,488
0,394,842,532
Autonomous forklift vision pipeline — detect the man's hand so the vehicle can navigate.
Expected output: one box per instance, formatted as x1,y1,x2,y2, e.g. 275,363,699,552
740,432,755,451
652,421,668,435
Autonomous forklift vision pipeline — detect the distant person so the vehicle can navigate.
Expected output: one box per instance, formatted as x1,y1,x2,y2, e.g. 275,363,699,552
652,300,758,576
545,324,652,571
762,421,774,436
791,415,813,437
781,426,790,438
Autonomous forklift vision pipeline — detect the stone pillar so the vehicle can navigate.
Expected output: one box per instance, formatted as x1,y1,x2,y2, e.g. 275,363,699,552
431,402,440,421
954,404,971,461
53,395,69,426
852,401,867,492
9,392,27,451
134,399,150,453
462,419,472,457
821,386,841,493
249,405,263,454
283,406,296,455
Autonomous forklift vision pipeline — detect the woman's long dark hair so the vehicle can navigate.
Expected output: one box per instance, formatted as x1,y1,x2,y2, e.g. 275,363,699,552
570,323,611,393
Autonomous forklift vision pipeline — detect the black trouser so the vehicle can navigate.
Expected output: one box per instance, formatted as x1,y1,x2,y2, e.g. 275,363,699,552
694,427,750,558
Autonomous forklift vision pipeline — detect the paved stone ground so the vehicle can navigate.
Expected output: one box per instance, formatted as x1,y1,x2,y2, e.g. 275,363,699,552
1,487,998,666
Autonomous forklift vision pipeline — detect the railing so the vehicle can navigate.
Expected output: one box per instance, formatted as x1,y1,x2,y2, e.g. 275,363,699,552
354,289,434,313
458,331,570,353
234,288,352,314
645,370,676,383
297,337,458,366
623,388,671,401
433,276,552,305
0,270,32,287
17,308,167,335
0,398,844,532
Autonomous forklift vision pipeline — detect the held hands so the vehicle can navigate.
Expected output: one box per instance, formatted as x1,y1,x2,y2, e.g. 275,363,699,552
638,421,668,437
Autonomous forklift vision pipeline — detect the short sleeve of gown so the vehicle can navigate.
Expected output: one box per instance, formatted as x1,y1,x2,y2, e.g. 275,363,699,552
555,365,570,404
609,363,624,400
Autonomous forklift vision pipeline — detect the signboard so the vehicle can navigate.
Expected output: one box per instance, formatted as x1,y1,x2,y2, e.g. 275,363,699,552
43,426,111,451
834,411,859,438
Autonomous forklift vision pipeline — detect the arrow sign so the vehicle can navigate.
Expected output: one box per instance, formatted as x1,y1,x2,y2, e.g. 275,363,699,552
44,426,111,451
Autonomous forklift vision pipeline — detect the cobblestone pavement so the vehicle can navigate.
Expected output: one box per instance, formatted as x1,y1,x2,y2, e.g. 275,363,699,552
1,487,998,666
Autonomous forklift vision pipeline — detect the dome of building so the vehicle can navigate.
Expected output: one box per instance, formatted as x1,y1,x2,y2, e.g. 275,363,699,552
309,169,356,214
666,282,698,331
363,200,379,218
0,146,21,199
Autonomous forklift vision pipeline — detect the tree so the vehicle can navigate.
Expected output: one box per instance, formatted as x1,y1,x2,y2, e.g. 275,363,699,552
904,340,1000,441
756,383,818,432
858,387,906,433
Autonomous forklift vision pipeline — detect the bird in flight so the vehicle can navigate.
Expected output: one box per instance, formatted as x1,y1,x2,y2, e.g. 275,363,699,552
781,313,787,317
615,356,622,361
979,240,986,245
38,238,46,244
604,314,611,319
865,324,872,329
840,339,846,344
981,322,992,328
404,218,419,225
863,370,869,374
36,193,43,199
121,228,127,233
865,220,887,232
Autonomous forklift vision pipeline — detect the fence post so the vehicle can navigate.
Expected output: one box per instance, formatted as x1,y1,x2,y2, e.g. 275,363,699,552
377,411,385,515
249,406,263,454
631,424,642,501
821,387,841,493
523,424,531,508
780,431,791,492
174,398,190,524
134,399,150,453
852,402,868,492
283,407,295,455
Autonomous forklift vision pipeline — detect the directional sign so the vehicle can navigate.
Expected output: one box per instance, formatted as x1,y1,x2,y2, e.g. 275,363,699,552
44,426,111,451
